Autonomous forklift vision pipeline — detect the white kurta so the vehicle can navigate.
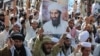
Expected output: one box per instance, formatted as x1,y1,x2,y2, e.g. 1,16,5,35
92,2,100,15
93,44,100,56
57,47,72,56
43,20,68,34
68,52,93,56
0,30,9,49
25,20,37,42
27,38,34,51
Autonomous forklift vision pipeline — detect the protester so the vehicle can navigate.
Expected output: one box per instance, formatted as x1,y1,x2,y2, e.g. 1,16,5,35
69,42,93,56
0,32,32,56
57,33,74,56
33,34,60,56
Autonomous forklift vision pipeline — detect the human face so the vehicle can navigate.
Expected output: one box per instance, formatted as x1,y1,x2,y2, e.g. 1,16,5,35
50,10,60,20
43,41,55,54
82,47,91,56
13,25,20,32
50,10,61,27
69,20,74,29
14,39,23,48
64,38,71,48
31,22,38,30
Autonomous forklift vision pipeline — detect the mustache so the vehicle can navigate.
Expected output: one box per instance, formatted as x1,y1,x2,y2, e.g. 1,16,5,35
46,47,52,49
51,16,60,27
51,17,58,19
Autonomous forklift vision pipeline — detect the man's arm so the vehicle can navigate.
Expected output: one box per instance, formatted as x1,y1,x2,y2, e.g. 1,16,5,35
0,46,11,56
51,34,65,56
0,38,14,56
32,28,44,56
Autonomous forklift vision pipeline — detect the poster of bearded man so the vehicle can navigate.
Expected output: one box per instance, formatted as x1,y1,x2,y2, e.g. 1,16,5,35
42,0,68,38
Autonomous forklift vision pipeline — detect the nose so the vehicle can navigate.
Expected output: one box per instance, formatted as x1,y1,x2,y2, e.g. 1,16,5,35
52,13,56,18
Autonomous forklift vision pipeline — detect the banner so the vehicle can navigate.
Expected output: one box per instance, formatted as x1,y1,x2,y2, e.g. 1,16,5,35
42,0,68,38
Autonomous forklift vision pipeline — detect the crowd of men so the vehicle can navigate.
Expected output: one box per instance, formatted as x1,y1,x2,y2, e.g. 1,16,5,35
0,0,100,56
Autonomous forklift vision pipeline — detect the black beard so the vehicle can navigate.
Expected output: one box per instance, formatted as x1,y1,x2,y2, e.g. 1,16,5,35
14,45,26,56
15,45,23,50
64,43,71,50
51,16,60,27
42,44,51,55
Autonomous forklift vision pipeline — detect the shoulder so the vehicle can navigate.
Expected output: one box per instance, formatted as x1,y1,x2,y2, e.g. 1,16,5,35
61,20,68,23
43,21,52,29
43,21,52,26
68,53,74,56
25,47,32,56
0,46,11,56
25,46,31,51
60,20,68,27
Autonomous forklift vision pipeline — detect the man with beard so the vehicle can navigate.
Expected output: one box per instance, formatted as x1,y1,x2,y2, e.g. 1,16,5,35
43,2,68,34
0,32,32,56
57,33,74,56
69,42,93,56
33,33,67,56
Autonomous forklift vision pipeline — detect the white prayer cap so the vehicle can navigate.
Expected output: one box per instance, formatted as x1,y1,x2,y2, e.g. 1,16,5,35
10,14,14,18
13,21,22,30
19,17,24,22
48,2,63,12
78,31,89,42
80,42,91,47
4,0,10,3
66,33,72,39
42,35,59,43
51,37,59,43
31,19,39,23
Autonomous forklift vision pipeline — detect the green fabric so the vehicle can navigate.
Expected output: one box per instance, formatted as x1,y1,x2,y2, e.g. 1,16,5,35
32,35,61,56
0,47,11,56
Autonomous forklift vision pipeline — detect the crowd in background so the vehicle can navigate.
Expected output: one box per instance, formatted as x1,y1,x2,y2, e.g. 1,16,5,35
0,0,100,56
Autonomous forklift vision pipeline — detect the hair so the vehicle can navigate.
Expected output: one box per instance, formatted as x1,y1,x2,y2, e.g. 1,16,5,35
68,19,74,23
57,10,61,14
10,17,17,22
41,42,51,55
81,47,85,52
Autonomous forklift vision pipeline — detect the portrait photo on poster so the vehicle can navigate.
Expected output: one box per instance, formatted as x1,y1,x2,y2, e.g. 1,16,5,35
42,0,68,37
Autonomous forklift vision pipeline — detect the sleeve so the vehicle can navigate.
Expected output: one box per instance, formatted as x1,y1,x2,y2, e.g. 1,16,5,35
25,47,32,56
27,38,34,51
68,53,74,56
51,43,62,56
0,47,11,56
32,35,42,56
25,20,31,32
93,45,100,56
